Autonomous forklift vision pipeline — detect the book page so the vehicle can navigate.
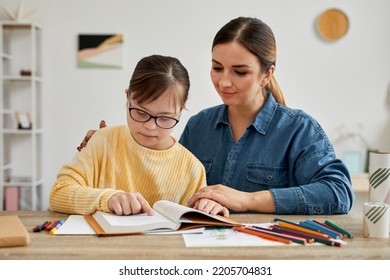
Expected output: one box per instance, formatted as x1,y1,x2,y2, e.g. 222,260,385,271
153,200,239,225
153,200,201,223
54,215,96,235
93,210,179,233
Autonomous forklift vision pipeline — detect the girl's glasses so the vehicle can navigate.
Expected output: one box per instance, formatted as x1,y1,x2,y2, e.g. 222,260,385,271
128,106,179,129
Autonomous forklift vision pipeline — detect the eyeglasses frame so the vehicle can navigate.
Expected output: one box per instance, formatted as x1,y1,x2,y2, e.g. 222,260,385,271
128,106,180,129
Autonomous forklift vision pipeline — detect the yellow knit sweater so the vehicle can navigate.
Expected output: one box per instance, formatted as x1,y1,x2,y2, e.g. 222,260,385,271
49,125,207,215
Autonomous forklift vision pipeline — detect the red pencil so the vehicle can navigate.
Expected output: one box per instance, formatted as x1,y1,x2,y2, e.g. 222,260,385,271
248,226,307,245
267,226,315,243
44,220,57,231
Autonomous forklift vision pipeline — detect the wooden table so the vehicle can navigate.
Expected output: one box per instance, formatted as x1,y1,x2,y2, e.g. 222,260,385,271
1,211,389,260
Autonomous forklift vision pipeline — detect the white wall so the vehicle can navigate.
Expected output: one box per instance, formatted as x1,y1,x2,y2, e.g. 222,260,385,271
1,0,389,210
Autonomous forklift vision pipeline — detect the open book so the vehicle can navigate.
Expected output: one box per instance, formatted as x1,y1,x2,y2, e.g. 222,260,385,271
85,200,242,236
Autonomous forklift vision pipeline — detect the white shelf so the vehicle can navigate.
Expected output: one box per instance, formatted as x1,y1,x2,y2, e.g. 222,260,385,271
0,108,13,114
0,163,12,171
2,178,44,188
1,52,11,60
1,21,42,29
2,75,42,82
2,129,43,134
0,21,43,211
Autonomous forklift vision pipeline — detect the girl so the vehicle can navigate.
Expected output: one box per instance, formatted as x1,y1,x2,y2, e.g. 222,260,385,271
50,55,228,217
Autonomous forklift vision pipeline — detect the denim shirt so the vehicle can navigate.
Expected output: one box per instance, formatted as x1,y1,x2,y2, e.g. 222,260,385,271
179,94,354,215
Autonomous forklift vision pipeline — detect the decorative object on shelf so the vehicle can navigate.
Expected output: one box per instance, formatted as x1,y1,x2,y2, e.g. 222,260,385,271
316,8,349,41
15,111,32,129
1,0,36,22
20,69,32,76
77,34,124,69
332,124,369,174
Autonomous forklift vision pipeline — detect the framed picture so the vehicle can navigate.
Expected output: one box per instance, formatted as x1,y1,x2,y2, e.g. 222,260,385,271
77,34,124,69
15,111,32,129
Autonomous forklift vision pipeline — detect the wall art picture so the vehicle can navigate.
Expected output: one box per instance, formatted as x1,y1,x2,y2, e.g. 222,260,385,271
77,34,124,68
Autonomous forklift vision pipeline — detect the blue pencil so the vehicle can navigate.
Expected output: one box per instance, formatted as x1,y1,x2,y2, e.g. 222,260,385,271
298,221,341,240
273,217,299,225
302,220,342,239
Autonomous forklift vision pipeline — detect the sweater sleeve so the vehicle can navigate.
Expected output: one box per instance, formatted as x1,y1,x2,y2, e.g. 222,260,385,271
49,131,122,215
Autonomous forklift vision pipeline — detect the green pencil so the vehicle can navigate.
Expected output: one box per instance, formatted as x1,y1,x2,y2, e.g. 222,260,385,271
325,220,353,238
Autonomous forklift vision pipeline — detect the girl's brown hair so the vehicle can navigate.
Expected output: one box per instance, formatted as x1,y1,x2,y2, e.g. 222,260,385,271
127,55,190,109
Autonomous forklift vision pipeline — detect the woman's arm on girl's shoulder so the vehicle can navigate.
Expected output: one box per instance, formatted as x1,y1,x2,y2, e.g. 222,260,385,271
77,120,107,151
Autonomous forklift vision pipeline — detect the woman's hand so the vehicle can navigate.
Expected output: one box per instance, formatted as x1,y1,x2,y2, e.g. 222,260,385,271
108,192,154,216
188,184,275,213
77,120,107,151
188,185,249,212
192,198,229,217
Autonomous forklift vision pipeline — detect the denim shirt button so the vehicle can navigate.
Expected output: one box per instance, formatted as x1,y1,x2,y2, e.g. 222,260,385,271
316,208,323,214
267,175,273,180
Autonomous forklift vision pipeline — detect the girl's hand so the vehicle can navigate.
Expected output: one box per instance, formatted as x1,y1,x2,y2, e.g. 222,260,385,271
193,198,229,217
108,192,154,216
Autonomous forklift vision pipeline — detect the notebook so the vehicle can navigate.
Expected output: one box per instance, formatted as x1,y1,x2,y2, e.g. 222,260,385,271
0,215,31,248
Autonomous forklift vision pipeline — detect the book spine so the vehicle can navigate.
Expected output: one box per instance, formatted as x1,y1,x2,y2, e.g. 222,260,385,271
19,187,32,211
5,187,20,211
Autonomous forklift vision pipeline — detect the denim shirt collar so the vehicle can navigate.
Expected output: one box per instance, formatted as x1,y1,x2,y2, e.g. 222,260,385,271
214,93,278,135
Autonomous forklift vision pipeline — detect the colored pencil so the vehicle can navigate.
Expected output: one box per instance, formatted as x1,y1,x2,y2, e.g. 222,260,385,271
312,220,346,239
276,221,331,239
234,227,292,244
299,220,341,239
273,217,299,225
269,226,316,243
248,226,307,245
270,225,342,247
324,220,353,238
270,225,327,241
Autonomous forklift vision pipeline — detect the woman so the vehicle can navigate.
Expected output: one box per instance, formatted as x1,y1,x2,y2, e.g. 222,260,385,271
79,17,354,215
184,17,353,215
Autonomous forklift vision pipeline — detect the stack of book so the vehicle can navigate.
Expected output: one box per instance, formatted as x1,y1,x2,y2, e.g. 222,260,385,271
3,176,32,211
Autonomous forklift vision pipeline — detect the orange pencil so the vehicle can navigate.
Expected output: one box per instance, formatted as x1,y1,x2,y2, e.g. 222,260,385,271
234,227,292,244
44,220,57,231
276,221,330,239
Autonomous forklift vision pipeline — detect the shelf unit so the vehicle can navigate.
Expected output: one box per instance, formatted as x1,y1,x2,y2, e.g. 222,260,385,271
0,21,43,211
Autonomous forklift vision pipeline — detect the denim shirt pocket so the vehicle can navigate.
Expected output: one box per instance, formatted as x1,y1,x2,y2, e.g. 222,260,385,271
246,164,288,189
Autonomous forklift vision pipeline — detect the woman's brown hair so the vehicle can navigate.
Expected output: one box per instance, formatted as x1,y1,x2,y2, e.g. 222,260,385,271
212,17,286,105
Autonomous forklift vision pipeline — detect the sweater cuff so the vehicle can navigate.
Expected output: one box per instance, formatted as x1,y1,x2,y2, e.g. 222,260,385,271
99,190,123,213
